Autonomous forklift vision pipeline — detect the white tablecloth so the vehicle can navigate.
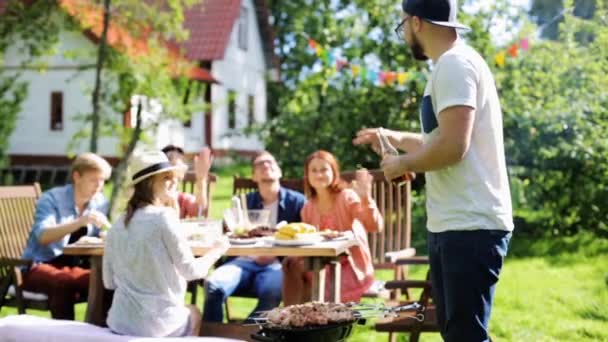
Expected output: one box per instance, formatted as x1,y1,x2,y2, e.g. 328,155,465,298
0,315,244,342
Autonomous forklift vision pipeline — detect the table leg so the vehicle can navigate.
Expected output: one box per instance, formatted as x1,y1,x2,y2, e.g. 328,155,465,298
85,256,105,326
308,257,326,302
329,260,341,303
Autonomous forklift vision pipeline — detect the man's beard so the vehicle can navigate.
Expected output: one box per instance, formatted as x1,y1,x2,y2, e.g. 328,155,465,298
410,32,428,61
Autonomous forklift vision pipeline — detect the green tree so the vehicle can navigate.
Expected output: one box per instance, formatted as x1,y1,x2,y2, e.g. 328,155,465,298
530,0,608,39
0,1,62,166
263,0,426,177
496,1,608,237
59,0,205,216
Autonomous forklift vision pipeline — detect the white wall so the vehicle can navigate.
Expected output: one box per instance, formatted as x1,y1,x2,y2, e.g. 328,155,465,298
210,0,268,151
3,31,190,158
3,31,126,157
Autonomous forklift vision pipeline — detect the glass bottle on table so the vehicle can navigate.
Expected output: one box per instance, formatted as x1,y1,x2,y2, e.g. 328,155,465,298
376,127,410,185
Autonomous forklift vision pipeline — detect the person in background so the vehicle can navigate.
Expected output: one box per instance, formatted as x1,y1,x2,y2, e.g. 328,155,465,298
162,145,212,219
354,0,513,340
21,153,112,319
203,151,306,322
282,150,383,305
103,150,229,337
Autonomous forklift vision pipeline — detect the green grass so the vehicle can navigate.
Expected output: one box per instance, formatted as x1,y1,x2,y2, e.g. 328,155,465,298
3,163,607,341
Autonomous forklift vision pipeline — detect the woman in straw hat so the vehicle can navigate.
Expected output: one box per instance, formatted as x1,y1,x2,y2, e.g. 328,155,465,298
102,150,229,337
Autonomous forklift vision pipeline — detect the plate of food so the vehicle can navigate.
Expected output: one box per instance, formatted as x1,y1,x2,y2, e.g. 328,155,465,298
319,230,353,241
229,225,277,245
271,222,323,246
270,235,323,247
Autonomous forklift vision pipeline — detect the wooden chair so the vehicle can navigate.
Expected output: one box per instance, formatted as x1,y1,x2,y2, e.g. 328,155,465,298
181,172,217,305
0,183,50,313
375,256,439,342
339,170,416,300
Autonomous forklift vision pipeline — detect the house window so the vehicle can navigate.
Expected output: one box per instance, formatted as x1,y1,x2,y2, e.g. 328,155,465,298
228,90,236,129
248,95,255,125
238,7,248,51
50,92,63,131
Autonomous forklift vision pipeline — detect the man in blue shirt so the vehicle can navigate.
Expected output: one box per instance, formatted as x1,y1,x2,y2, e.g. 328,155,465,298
21,153,112,319
203,151,305,322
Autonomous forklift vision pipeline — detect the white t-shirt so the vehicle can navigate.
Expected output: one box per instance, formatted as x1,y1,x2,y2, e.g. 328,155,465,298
421,41,513,232
264,200,279,227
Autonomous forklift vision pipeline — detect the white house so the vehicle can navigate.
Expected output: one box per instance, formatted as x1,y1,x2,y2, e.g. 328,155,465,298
3,0,277,166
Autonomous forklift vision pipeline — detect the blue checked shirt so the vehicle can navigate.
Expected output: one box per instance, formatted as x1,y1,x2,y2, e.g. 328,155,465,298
22,184,108,263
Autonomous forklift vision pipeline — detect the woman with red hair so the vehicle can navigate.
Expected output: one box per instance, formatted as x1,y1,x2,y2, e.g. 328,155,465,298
282,150,383,304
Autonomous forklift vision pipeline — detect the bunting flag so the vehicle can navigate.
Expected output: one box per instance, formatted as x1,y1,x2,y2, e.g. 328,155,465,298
491,37,530,67
306,38,425,87
305,35,534,84
508,44,519,58
520,38,529,51
307,32,533,83
351,64,360,77
397,72,409,84
494,51,506,68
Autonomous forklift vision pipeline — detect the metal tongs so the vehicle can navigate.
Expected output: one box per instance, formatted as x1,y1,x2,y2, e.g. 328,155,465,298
376,127,399,157
345,301,422,319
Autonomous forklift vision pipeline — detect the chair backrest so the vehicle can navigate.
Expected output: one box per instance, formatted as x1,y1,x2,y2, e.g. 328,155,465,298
232,176,304,195
0,183,41,260
180,172,217,215
232,170,414,268
0,166,70,188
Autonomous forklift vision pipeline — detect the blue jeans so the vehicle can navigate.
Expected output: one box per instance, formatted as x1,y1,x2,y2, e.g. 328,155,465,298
203,257,283,322
427,229,511,342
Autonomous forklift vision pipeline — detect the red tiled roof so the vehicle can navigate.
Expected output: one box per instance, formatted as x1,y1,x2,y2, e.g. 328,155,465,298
182,0,241,61
59,0,215,83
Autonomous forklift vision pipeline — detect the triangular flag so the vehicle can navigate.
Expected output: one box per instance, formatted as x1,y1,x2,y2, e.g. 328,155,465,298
367,70,378,82
386,72,397,85
351,64,360,77
520,38,529,51
321,50,329,64
337,59,348,71
379,72,387,84
360,66,367,81
315,45,323,57
494,51,506,67
508,44,518,58
308,39,317,50
397,72,408,84
328,52,335,66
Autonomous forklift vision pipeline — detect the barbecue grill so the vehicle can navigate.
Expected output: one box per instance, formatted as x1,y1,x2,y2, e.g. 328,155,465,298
249,302,422,342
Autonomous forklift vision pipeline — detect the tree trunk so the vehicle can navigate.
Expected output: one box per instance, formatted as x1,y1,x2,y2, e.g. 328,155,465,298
107,97,143,220
90,0,111,152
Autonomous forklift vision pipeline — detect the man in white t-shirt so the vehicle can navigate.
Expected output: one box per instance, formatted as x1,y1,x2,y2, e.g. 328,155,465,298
354,0,512,341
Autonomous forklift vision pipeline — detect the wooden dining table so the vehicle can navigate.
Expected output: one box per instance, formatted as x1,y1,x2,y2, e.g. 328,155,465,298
63,238,358,326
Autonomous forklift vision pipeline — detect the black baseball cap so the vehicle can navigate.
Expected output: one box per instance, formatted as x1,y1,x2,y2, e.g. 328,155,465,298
402,0,471,31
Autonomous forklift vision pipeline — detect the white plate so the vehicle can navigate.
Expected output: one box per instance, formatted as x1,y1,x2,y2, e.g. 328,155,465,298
271,236,323,247
229,237,260,245
319,231,354,242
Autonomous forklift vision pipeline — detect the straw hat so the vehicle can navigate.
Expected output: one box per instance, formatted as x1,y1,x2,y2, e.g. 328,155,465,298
128,150,187,186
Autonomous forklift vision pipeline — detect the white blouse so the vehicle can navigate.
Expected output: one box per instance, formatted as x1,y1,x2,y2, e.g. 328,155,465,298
103,206,220,337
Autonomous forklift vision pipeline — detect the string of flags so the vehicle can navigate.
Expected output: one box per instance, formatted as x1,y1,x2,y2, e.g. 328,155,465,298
306,36,531,87
494,38,530,67
307,38,427,87
304,6,575,82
